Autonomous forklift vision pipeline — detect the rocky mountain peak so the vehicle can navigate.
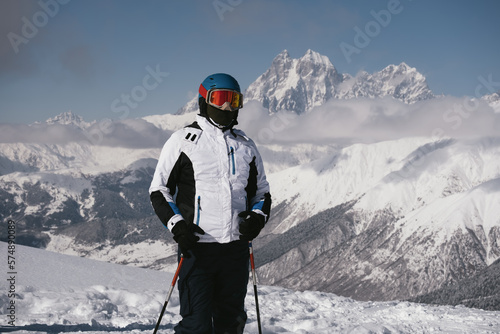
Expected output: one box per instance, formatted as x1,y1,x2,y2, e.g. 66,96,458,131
246,50,435,113
245,49,343,114
43,111,92,129
272,49,292,64
178,49,435,115
482,90,500,104
299,49,335,69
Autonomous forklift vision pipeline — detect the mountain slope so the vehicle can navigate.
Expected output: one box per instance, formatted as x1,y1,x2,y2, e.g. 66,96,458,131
1,242,499,333
409,258,500,310
2,113,500,305
256,137,500,301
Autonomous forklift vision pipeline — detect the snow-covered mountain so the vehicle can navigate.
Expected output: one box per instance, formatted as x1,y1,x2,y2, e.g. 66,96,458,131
410,257,500,310
42,110,93,129
246,49,434,114
256,137,500,301
178,49,435,115
1,242,499,333
2,124,499,303
244,49,344,114
2,49,500,308
335,62,434,103
483,90,500,113
482,90,500,105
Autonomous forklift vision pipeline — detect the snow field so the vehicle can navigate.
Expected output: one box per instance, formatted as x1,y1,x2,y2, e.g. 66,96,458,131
1,243,499,333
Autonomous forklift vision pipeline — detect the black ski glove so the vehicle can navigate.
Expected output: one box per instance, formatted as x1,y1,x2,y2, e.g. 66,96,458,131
171,220,205,257
238,211,266,241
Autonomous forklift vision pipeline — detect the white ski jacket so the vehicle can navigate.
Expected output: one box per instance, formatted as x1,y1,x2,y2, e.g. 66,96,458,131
149,115,271,244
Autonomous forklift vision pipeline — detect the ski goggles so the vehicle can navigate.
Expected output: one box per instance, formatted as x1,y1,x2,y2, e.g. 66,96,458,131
199,86,243,111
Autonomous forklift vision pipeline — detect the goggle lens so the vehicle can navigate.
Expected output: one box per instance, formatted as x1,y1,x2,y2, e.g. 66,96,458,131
208,89,243,110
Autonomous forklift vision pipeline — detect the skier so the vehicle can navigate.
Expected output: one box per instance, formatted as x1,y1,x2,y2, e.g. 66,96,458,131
149,73,271,334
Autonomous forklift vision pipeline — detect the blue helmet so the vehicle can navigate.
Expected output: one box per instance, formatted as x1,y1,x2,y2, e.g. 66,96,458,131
198,73,242,127
198,73,241,99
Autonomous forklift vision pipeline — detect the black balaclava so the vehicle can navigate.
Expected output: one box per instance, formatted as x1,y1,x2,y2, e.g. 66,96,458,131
199,97,239,130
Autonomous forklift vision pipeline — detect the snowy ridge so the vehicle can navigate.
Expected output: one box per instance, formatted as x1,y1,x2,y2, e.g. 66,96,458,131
267,137,500,239
176,49,434,115
245,49,344,114
482,91,500,105
244,49,434,114
175,96,199,115
257,137,500,300
0,142,160,175
336,62,434,103
142,112,196,132
482,91,500,113
1,242,499,333
42,111,93,129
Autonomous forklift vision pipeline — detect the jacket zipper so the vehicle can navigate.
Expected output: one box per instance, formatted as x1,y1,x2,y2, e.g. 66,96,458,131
229,146,235,175
196,196,201,226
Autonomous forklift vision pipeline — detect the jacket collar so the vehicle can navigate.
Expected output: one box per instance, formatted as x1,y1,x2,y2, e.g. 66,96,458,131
196,115,236,136
196,115,222,135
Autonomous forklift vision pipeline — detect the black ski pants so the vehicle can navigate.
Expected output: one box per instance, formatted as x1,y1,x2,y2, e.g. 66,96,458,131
174,240,249,334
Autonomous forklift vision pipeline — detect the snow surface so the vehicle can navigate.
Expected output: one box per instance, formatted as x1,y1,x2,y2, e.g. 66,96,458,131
1,242,499,334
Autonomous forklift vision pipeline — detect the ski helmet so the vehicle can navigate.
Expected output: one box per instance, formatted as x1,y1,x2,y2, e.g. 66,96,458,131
198,73,243,128
198,73,241,98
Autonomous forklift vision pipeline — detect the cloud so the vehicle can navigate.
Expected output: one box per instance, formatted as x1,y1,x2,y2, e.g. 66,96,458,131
2,97,498,148
0,123,83,144
86,118,171,148
238,97,500,144
0,118,171,148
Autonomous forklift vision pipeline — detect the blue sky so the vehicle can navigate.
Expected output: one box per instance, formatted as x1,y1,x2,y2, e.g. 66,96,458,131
1,0,499,124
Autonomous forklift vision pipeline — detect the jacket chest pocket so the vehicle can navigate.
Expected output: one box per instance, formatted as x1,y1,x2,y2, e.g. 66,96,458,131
195,195,201,225
229,146,254,186
228,146,236,175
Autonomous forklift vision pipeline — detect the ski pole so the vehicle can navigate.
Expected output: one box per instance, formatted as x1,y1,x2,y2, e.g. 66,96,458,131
249,241,263,334
153,254,184,334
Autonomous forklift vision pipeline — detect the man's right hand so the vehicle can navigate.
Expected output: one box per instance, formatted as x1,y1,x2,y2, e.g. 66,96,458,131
171,220,205,257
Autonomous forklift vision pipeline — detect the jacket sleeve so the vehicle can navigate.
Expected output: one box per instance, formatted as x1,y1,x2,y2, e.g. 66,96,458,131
149,133,184,230
246,142,272,222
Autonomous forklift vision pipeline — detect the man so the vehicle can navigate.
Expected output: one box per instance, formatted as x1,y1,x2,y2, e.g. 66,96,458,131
149,73,271,334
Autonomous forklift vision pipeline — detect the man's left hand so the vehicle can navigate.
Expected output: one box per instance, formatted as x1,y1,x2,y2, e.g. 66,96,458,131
238,211,266,241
